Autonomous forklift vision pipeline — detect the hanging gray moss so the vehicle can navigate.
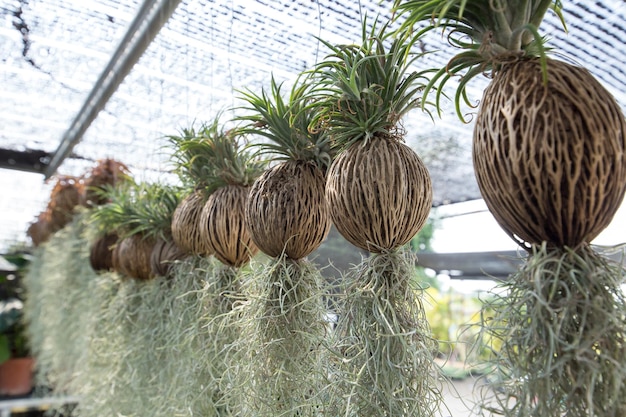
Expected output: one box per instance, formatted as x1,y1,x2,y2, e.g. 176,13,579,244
23,211,100,394
325,249,443,416
225,255,331,417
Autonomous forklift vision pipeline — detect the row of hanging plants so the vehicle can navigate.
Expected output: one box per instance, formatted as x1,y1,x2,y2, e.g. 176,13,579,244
394,0,626,416
22,1,626,416
22,12,448,416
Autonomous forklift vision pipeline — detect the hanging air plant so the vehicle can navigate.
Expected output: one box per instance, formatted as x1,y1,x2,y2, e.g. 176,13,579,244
393,1,626,415
195,116,265,267
46,175,84,231
88,232,118,272
81,158,131,207
308,18,442,416
167,115,265,414
26,210,52,247
167,127,217,257
90,181,185,280
223,75,333,416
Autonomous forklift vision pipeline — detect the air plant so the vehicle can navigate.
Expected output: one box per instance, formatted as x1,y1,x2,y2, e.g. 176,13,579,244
175,115,267,414
392,1,626,415
167,125,217,257
81,158,131,207
223,74,333,416
89,181,185,280
307,18,442,415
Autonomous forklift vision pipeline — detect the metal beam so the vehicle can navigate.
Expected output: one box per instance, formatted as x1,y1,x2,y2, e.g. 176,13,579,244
43,0,183,179
0,148,51,174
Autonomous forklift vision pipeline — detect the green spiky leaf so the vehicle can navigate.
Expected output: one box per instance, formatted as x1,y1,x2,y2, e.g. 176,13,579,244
308,16,429,152
238,74,334,170
168,115,266,193
89,181,183,241
392,0,566,121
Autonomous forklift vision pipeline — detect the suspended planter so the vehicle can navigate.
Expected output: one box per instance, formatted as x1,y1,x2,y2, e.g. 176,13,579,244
90,181,186,280
195,118,265,268
167,128,218,257
88,232,118,272
26,210,52,247
308,19,442,416
167,115,265,415
81,158,131,207
229,75,333,416
46,175,84,232
393,1,626,415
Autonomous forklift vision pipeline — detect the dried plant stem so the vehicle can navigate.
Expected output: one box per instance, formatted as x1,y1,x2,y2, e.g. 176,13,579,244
477,243,626,417
227,256,330,417
327,249,443,416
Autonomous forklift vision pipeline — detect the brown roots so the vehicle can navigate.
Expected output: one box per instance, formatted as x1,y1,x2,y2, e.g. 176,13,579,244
200,185,259,267
246,160,330,259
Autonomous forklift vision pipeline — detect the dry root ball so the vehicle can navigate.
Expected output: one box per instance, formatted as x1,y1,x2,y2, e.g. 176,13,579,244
246,160,330,259
171,190,211,256
46,175,84,231
112,234,156,280
89,232,118,272
27,211,52,247
200,185,258,267
82,158,131,206
326,137,432,252
474,58,626,248
149,238,188,277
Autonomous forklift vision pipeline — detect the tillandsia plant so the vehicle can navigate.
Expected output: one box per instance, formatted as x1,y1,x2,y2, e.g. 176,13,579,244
81,158,131,207
131,183,188,277
167,125,217,257
393,1,626,415
197,116,266,268
90,181,184,280
309,18,442,416
225,75,333,416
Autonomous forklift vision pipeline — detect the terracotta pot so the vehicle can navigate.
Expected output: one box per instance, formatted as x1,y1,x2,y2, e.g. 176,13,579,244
0,357,34,396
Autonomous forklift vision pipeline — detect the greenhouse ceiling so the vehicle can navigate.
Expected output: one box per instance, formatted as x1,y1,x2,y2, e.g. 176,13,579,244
0,0,625,251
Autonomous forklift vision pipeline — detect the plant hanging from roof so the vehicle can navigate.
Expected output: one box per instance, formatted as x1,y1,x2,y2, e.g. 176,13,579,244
308,17,442,416
89,181,185,280
197,116,265,268
167,125,218,257
393,1,626,415
176,114,266,414
224,74,333,416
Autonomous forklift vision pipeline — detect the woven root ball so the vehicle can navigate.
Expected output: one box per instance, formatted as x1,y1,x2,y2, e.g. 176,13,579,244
27,211,52,247
474,58,626,248
246,160,331,259
89,232,118,272
112,234,156,280
150,238,188,277
326,136,433,252
47,176,84,231
200,185,259,267
82,158,131,206
171,190,211,256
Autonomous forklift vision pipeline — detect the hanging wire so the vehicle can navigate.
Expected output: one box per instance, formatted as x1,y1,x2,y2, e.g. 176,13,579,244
227,0,235,113
314,0,322,64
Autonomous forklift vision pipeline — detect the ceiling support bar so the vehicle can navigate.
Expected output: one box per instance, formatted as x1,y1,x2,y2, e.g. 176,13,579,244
43,0,183,179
